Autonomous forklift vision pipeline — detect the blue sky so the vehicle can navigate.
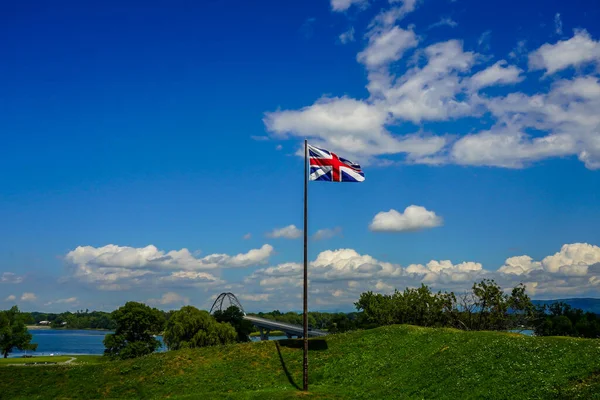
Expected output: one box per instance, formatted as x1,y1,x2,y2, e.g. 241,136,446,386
1,0,600,312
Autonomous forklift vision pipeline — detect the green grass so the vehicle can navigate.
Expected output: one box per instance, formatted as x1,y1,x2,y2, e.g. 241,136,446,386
1,325,599,399
0,355,104,366
0,356,73,365
249,330,285,337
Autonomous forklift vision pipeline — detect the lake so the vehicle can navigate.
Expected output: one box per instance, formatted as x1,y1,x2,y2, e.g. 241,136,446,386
8,329,164,358
7,329,287,358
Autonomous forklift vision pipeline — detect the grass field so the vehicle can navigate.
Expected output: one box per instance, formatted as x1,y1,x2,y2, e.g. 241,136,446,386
1,325,599,399
249,330,285,337
0,355,104,366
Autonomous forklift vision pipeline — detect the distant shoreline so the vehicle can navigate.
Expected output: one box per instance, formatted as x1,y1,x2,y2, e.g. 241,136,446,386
26,326,112,331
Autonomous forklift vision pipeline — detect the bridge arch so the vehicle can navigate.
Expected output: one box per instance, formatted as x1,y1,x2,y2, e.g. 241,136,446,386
209,292,246,315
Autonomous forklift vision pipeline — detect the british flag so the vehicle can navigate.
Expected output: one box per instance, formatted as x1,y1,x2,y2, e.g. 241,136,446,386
308,144,365,182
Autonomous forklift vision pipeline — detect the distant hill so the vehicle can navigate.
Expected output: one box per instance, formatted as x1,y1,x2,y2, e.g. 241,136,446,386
533,298,600,313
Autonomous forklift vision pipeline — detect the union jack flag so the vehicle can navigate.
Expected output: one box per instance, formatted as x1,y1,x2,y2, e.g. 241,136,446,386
308,144,365,182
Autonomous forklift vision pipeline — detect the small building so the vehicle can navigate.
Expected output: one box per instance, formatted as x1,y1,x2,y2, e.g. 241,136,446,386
38,320,51,325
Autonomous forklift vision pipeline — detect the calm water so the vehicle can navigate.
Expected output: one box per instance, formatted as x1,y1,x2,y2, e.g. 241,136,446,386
8,330,287,358
8,329,164,358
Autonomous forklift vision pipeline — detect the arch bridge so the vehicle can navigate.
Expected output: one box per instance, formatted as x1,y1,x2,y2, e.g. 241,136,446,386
210,292,328,341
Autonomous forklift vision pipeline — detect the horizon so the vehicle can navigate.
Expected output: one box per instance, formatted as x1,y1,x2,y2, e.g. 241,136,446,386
2,0,600,314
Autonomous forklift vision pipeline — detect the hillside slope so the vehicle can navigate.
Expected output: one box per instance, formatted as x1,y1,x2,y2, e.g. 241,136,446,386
1,325,599,399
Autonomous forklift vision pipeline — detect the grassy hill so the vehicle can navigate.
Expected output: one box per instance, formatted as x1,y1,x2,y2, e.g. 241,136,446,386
1,325,600,399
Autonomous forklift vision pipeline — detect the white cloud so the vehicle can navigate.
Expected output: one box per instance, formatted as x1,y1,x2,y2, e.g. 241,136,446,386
358,26,418,69
149,292,190,306
406,260,484,284
275,144,283,151
55,297,77,304
498,255,542,275
239,243,600,309
238,293,270,302
267,225,302,239
159,271,221,285
450,124,576,168
265,6,600,171
20,292,36,301
339,27,355,44
243,233,252,240
428,17,457,29
249,248,402,286
554,13,563,35
458,75,600,169
44,297,77,306
331,0,367,12
469,60,523,90
374,0,419,26
1,272,24,284
64,244,272,291
312,227,342,241
66,244,273,271
541,243,600,275
529,30,600,75
5,295,16,301
370,205,443,232
375,40,477,123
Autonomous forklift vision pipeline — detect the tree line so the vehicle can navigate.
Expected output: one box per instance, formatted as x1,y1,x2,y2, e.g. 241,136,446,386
2,279,599,360
252,280,600,338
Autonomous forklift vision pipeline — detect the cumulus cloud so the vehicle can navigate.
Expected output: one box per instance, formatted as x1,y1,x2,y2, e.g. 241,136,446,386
267,225,302,239
370,206,443,232
5,295,16,301
1,272,24,284
148,292,190,306
64,244,273,291
20,293,36,301
529,30,600,75
541,243,600,276
240,242,600,309
312,227,342,241
249,249,402,288
406,260,484,284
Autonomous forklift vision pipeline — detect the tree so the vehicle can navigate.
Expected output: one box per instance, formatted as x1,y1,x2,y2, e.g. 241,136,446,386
163,306,236,350
103,302,164,360
213,306,253,342
0,306,38,358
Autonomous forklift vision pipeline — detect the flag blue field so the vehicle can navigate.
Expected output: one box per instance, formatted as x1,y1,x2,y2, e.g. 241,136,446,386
308,145,365,182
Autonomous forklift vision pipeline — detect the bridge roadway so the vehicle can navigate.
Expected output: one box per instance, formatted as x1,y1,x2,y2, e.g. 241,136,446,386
244,315,328,340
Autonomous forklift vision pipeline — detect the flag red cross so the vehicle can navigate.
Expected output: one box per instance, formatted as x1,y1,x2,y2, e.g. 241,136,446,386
310,152,360,182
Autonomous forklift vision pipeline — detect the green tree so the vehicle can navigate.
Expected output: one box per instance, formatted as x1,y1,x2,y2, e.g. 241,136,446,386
103,302,164,360
0,306,38,358
163,306,236,350
213,306,253,342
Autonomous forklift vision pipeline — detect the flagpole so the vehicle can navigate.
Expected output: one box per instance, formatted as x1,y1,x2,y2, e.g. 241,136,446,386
303,138,309,392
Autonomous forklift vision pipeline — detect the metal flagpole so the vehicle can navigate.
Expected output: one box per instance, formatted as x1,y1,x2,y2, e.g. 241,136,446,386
303,139,309,391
